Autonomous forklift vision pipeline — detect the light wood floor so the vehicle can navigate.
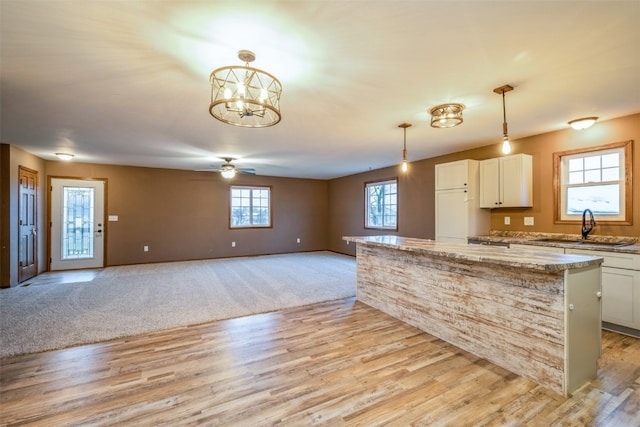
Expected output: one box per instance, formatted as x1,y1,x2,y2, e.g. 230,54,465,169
1,297,639,426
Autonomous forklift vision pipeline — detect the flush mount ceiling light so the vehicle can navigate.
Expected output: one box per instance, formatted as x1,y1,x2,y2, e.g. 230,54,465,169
568,117,598,130
493,84,514,155
209,50,282,128
398,123,412,172
430,103,464,128
55,153,74,161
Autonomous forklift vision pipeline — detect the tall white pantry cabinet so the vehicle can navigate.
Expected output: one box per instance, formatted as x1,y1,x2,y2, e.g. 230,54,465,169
435,159,490,243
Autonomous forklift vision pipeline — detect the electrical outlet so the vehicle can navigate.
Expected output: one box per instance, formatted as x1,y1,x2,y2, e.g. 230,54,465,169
504,216,510,225
143,245,149,252
524,217,534,226
297,238,301,243
231,241,236,247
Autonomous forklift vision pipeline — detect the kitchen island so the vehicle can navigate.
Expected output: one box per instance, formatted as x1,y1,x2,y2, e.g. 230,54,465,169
343,235,604,396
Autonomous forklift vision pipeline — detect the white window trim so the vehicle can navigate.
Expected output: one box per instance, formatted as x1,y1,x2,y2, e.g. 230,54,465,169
230,185,272,228
365,178,398,230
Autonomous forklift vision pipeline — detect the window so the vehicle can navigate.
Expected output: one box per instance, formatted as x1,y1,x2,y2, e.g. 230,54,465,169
365,179,398,230
554,140,632,224
230,186,271,228
62,186,94,259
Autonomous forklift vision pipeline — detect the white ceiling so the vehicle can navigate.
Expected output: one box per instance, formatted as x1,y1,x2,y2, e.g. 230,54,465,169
2,1,639,179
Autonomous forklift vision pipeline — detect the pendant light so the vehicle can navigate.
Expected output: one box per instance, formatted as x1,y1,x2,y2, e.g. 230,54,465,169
493,84,514,155
398,123,412,172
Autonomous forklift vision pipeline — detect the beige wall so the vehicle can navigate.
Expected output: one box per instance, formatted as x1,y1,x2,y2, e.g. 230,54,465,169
43,163,329,268
487,113,639,237
328,113,640,255
3,113,639,286
1,154,328,287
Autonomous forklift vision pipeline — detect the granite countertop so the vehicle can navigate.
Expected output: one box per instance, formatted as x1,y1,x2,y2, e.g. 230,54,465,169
343,235,603,272
468,231,640,254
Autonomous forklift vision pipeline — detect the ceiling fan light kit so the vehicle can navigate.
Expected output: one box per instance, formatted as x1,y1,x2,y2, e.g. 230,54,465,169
220,166,236,179
494,84,514,155
430,103,464,128
209,50,282,128
569,117,598,130
217,157,256,179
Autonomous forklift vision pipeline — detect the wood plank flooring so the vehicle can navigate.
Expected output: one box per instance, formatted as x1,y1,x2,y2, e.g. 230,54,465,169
1,297,639,426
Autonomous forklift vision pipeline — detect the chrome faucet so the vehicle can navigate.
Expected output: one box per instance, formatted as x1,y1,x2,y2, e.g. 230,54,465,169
581,209,596,240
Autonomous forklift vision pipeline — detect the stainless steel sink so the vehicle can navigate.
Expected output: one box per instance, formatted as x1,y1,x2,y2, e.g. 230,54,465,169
533,238,633,248
534,238,581,244
575,240,633,248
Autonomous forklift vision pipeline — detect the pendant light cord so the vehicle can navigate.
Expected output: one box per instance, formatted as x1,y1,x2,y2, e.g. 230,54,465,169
403,127,407,159
502,90,509,137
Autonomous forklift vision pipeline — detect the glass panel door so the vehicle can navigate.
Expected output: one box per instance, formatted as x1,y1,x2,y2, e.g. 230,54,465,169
50,178,105,271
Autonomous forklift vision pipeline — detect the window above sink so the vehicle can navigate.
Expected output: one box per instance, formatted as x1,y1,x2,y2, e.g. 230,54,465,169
553,140,632,225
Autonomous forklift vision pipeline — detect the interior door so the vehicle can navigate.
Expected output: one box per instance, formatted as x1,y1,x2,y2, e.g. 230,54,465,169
50,178,105,271
18,166,38,282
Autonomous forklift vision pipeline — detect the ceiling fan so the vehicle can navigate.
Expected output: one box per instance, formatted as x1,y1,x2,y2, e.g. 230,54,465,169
199,157,256,179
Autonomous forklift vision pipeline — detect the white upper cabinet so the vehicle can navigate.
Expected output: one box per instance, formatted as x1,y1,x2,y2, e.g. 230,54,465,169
435,159,473,190
435,160,490,242
479,153,533,208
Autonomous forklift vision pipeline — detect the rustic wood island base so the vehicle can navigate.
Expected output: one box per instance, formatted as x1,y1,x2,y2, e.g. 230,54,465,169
343,235,603,397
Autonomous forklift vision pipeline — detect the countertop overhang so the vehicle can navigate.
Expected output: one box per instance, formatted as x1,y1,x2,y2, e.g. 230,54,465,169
343,235,603,272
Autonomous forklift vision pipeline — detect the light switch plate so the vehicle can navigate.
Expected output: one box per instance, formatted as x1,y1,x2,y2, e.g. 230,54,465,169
108,215,118,221
524,217,534,226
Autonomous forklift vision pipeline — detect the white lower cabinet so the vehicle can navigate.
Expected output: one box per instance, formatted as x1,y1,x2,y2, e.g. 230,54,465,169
509,244,640,331
566,249,640,331
601,268,639,328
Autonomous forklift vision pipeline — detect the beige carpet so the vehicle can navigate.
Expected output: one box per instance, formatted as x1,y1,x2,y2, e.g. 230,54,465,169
0,251,356,358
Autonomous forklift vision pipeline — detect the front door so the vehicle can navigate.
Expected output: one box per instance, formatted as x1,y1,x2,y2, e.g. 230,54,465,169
50,178,105,271
18,166,38,282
